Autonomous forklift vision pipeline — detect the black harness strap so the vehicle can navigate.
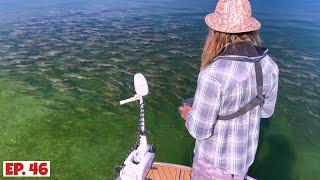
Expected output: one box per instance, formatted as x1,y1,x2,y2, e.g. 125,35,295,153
217,61,265,120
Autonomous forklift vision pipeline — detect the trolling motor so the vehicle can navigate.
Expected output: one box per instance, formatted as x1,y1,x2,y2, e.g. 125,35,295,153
115,73,155,180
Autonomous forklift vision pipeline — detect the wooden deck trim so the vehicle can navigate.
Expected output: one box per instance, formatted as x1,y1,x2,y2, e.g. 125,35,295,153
146,162,191,180
152,162,191,170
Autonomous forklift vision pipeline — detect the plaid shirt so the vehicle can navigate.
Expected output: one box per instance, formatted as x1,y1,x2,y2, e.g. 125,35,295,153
186,53,279,175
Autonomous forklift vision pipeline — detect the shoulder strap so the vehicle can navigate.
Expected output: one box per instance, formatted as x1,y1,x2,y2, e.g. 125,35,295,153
217,61,265,120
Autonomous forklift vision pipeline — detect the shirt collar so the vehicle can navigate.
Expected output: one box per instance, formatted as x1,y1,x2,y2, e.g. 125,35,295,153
215,41,268,62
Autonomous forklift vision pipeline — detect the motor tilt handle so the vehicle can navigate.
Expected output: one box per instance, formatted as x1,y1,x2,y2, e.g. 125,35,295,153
120,94,140,105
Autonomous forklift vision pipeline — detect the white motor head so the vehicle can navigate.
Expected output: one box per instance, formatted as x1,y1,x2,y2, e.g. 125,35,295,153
134,73,149,97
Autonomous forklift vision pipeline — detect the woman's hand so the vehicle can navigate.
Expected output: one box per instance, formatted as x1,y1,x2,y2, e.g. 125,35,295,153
180,105,191,120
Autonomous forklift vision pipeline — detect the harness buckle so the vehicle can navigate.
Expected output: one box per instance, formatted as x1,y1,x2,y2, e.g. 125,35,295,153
257,95,265,107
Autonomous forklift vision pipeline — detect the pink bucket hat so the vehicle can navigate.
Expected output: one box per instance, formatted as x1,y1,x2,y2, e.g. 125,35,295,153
205,0,261,33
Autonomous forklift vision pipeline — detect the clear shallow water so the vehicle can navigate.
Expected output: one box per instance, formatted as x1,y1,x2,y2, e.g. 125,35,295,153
0,0,319,179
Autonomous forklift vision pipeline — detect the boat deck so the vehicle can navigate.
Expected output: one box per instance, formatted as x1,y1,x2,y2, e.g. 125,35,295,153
146,162,191,180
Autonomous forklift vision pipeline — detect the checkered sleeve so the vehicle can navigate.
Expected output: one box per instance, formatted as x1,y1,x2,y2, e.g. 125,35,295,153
261,66,279,118
185,70,221,140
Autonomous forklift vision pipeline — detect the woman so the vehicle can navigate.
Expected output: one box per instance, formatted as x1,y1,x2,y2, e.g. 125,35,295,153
180,0,279,179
